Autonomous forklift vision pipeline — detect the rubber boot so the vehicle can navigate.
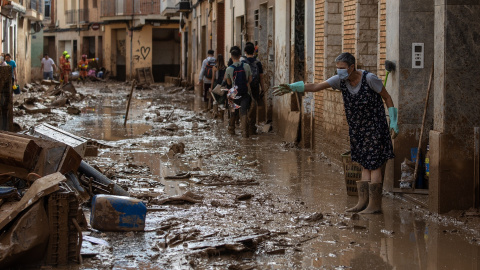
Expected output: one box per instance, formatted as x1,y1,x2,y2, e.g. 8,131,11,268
212,104,218,118
240,115,249,138
346,180,370,212
228,114,236,135
218,110,225,121
359,183,383,214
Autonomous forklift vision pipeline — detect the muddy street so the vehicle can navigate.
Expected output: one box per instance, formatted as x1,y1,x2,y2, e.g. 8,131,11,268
8,82,480,270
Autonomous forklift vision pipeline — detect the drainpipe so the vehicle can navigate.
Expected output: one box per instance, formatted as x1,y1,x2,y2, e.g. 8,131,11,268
244,0,247,47
130,0,134,81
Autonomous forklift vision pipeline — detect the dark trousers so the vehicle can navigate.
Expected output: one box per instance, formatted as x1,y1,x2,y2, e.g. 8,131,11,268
234,94,251,116
203,83,211,102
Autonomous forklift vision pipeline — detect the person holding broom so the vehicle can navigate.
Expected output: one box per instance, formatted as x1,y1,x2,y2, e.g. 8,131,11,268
273,52,399,214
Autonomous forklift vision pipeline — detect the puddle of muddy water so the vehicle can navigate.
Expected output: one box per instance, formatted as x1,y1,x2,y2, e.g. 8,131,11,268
61,96,153,141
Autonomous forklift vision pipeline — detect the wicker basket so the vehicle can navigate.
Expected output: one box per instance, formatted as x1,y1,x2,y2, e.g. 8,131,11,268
341,151,362,196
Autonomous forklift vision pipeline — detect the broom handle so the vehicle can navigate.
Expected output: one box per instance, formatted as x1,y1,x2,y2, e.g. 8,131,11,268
413,65,434,190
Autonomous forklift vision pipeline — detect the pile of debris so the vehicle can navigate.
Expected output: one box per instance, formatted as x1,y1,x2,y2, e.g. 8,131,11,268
0,124,137,268
15,81,84,117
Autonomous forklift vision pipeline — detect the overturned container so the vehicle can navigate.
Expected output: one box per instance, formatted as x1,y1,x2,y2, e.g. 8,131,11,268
90,195,146,232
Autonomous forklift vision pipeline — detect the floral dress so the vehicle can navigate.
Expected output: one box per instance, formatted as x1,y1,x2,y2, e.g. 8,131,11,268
340,70,394,170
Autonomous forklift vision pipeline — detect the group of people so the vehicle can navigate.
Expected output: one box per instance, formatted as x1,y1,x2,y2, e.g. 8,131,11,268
41,51,99,84
198,42,265,138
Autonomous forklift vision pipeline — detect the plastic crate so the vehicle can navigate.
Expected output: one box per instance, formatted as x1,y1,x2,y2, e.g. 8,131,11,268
341,151,362,196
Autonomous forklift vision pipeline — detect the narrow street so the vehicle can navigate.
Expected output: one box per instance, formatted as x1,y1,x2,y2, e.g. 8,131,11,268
14,82,480,269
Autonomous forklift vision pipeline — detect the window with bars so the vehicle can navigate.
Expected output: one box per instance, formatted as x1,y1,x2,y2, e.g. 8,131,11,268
45,0,51,17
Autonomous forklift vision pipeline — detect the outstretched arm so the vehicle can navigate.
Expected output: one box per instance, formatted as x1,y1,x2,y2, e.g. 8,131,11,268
273,81,332,96
304,81,331,92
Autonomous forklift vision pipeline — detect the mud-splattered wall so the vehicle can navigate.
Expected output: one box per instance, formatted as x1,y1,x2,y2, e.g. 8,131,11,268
385,0,435,192
430,1,480,213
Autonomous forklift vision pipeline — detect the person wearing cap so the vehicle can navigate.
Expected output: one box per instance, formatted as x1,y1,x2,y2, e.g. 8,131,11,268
78,54,98,84
59,51,68,82
63,54,72,84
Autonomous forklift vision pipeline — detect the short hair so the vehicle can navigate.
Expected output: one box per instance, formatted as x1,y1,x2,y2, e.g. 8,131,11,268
44,53,48,57
230,49,241,59
244,44,255,55
5,53,11,57
230,46,240,53
246,42,254,47
207,49,214,55
335,52,356,68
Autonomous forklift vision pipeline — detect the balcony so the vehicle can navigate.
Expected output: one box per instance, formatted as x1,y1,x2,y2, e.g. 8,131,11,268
161,0,178,17
65,9,89,25
101,0,161,17
26,0,44,21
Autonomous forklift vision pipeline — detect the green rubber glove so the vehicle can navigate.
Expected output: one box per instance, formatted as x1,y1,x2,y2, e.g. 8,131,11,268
388,107,399,138
272,81,305,96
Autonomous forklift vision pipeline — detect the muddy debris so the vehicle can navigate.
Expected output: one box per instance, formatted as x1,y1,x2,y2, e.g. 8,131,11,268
168,142,185,155
67,106,81,115
198,175,259,186
153,191,203,205
236,193,253,201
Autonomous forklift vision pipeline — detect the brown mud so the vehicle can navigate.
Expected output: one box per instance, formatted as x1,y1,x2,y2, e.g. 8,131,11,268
13,81,480,269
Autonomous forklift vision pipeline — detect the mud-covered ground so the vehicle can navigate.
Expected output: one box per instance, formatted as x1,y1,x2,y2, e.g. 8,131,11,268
13,81,480,269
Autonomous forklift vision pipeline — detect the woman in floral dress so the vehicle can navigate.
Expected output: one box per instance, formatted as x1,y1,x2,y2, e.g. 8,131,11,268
273,52,399,214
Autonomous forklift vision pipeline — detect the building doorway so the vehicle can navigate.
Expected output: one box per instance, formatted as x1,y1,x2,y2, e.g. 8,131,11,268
114,29,126,81
152,28,180,82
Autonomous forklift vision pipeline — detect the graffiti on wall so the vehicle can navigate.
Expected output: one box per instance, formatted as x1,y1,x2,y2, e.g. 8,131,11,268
133,46,151,63
140,46,150,59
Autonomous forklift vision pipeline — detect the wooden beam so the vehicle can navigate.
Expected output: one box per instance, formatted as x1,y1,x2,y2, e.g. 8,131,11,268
0,133,42,169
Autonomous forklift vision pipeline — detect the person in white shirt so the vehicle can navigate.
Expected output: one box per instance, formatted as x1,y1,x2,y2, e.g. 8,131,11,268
41,53,56,80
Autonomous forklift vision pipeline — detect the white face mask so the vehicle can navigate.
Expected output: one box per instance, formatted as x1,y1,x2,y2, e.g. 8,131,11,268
337,68,350,80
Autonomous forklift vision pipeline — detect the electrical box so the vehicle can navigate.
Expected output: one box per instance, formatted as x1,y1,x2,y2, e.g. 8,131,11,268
412,43,424,68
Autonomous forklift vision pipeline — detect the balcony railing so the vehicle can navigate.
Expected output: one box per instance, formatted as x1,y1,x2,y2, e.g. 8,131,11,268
79,9,89,23
65,10,77,24
65,9,89,24
101,0,161,17
28,0,43,14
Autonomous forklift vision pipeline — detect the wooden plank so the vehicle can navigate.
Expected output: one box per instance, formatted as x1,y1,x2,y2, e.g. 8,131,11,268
0,66,12,132
0,172,66,230
393,188,429,195
23,103,52,114
58,146,82,174
475,127,480,208
284,111,301,143
32,123,88,157
0,133,42,169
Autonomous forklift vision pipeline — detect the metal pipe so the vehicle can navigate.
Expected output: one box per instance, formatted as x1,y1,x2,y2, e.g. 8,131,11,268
78,161,129,196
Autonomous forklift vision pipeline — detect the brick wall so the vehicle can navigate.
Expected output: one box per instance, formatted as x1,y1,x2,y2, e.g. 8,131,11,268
315,0,325,82
314,0,351,163
343,0,357,54
314,0,325,154
314,90,350,160
377,0,386,80
357,0,378,73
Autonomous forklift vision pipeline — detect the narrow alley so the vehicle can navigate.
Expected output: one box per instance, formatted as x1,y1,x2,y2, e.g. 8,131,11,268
3,82,479,269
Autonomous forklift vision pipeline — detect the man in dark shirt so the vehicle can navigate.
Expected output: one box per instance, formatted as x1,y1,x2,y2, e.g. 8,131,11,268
243,43,265,135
